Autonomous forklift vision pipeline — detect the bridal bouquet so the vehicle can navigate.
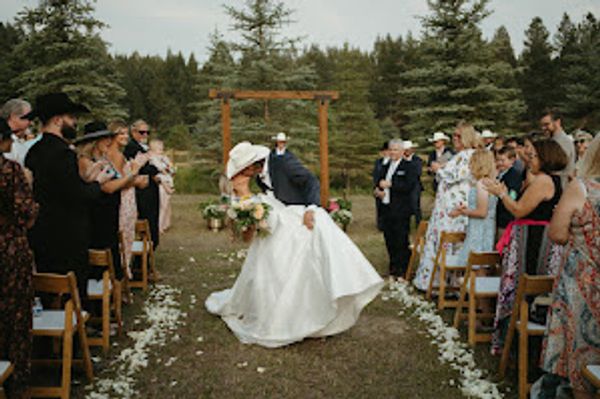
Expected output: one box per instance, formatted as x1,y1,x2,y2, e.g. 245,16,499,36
327,198,353,231
227,197,272,242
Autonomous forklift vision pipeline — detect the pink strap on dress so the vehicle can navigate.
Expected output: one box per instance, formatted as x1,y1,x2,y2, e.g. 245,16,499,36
496,219,550,254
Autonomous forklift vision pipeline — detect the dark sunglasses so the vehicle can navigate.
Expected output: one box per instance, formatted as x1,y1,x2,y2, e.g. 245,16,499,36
138,130,151,135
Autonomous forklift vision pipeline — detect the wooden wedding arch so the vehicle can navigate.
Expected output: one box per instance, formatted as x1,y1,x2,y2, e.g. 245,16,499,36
209,89,340,206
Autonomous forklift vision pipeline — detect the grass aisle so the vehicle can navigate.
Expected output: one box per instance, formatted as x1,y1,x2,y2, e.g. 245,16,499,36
78,194,516,398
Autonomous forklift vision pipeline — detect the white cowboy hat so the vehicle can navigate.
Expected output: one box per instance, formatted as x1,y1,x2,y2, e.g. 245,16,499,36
226,141,270,179
403,140,419,149
427,132,450,142
271,132,288,142
481,129,497,139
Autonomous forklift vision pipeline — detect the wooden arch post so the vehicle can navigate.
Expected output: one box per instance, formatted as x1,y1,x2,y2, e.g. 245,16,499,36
208,89,339,207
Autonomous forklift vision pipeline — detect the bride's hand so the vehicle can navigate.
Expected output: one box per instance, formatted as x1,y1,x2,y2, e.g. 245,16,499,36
303,210,315,230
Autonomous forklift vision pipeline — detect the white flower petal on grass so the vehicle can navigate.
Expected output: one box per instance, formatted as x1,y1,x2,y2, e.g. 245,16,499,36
385,279,503,399
170,381,178,387
256,367,266,374
189,257,196,263
236,361,248,368
197,336,204,343
195,350,204,356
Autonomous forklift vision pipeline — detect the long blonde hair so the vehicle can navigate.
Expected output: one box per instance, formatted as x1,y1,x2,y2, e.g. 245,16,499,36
456,120,482,149
578,133,600,178
469,149,496,180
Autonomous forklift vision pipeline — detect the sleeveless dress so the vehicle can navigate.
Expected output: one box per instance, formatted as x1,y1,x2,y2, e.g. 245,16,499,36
491,175,564,353
540,177,600,393
119,162,137,276
446,182,497,267
205,193,384,348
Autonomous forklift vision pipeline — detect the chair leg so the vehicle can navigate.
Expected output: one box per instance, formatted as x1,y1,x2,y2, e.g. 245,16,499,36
149,246,159,282
62,306,73,399
76,317,94,381
141,254,148,292
453,275,468,329
518,329,528,399
102,288,110,353
438,266,447,310
427,263,437,300
114,281,123,335
468,278,477,346
499,311,519,378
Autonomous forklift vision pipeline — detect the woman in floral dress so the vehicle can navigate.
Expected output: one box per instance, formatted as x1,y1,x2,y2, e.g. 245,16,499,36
538,134,600,398
0,118,38,398
413,121,481,291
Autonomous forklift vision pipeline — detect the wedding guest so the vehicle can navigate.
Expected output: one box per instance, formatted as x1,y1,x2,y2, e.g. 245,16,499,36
376,139,419,278
484,139,567,354
494,146,523,239
24,93,112,300
426,131,454,192
493,135,505,152
148,139,175,234
372,141,390,231
539,133,600,398
106,120,147,275
573,130,593,174
0,118,38,399
414,121,480,291
1,98,38,167
124,120,160,248
506,137,525,174
403,140,423,226
540,108,576,188
75,121,142,281
481,129,497,150
448,149,497,266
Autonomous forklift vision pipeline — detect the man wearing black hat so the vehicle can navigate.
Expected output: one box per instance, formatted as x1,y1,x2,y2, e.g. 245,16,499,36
124,119,161,249
24,93,114,299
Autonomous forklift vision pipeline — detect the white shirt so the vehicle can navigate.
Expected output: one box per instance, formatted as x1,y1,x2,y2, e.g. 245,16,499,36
4,134,42,166
382,159,401,205
276,148,286,156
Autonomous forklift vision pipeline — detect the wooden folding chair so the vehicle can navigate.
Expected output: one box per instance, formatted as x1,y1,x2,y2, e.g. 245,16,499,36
498,274,555,399
405,221,428,281
87,249,123,353
117,231,133,303
453,251,501,346
31,272,94,399
0,361,13,399
426,231,466,310
129,220,152,291
582,365,600,397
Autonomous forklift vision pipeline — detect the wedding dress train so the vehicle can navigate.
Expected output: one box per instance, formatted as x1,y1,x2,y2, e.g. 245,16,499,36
205,193,384,348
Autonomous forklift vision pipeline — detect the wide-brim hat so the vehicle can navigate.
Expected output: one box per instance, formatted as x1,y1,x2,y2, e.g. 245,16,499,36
226,141,270,179
574,130,593,142
481,129,497,139
428,132,450,142
271,132,288,142
0,118,12,140
23,92,90,121
73,121,115,145
403,140,419,150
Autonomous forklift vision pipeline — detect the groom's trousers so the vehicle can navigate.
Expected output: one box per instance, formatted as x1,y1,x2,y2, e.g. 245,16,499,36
381,204,411,277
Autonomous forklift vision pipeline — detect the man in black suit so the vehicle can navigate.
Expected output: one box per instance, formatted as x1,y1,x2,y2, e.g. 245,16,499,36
257,132,320,229
371,141,389,231
426,131,454,192
403,140,423,226
24,93,113,299
124,119,160,248
375,139,419,278
494,146,523,239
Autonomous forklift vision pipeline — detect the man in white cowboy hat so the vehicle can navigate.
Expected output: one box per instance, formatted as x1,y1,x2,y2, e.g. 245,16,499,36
256,132,320,228
426,131,454,192
481,129,497,150
403,140,423,226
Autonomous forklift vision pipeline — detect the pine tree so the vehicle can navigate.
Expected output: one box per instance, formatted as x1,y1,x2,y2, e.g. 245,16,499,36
398,0,524,137
490,26,517,67
10,0,127,121
518,17,556,123
0,22,23,101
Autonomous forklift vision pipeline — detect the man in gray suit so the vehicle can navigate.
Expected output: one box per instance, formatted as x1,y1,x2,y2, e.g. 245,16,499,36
257,132,321,229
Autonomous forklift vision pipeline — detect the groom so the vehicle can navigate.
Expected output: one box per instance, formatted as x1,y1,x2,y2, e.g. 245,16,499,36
256,132,320,229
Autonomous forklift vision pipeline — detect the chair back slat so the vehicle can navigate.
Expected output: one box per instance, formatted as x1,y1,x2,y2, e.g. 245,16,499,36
467,251,501,269
416,221,428,241
521,274,555,296
89,249,117,282
440,231,466,245
33,273,71,295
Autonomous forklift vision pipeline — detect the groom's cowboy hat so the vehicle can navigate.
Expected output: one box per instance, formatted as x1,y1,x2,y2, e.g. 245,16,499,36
22,92,90,121
271,132,288,142
227,141,270,179
427,132,450,142
73,121,115,145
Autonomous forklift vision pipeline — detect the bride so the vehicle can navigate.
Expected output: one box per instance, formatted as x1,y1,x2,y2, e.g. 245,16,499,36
205,142,384,348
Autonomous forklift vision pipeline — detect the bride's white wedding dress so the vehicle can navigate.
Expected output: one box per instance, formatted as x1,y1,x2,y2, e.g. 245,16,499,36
205,193,384,348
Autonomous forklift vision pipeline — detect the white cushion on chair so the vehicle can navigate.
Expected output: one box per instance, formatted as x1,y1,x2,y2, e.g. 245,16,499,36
0,360,11,379
586,365,600,381
33,310,88,331
87,279,112,296
516,320,546,333
131,241,144,253
474,277,500,294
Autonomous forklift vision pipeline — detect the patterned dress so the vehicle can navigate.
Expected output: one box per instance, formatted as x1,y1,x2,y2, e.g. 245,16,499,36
413,149,474,290
541,177,600,392
119,161,137,276
0,157,38,398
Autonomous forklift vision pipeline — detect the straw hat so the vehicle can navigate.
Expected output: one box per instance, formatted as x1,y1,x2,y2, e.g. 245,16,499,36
427,132,450,142
226,141,270,179
271,132,288,142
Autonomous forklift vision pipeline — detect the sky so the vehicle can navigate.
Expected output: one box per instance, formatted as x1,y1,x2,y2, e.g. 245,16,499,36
3,0,600,62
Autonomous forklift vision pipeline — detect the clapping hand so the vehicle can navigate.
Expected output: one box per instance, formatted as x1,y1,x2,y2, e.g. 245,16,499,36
95,165,116,184
449,203,466,218
482,178,507,198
